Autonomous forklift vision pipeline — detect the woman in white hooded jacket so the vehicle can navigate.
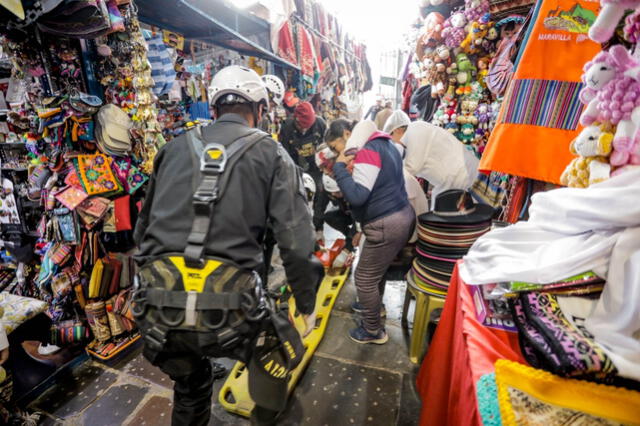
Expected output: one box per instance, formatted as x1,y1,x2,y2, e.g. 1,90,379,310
401,121,479,209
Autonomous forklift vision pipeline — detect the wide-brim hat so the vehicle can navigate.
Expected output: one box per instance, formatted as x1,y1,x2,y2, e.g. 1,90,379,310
415,256,455,276
413,261,451,288
408,268,448,297
417,240,469,256
419,189,495,225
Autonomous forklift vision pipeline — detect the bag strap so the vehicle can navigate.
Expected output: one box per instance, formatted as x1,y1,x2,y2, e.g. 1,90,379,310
184,128,267,266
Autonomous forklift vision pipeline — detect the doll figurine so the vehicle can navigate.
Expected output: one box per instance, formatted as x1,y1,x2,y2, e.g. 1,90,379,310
477,57,490,88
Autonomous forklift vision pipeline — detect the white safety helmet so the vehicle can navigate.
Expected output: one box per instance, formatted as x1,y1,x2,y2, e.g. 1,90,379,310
261,74,285,106
322,174,340,193
383,110,411,134
302,173,316,202
208,65,268,107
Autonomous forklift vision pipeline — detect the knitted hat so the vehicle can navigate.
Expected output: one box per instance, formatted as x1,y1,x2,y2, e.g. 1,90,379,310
294,102,316,129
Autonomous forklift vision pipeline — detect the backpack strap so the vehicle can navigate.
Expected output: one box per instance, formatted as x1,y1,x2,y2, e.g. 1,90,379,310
184,128,267,266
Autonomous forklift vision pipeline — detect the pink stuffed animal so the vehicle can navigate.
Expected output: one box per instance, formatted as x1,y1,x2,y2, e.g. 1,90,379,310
442,12,467,48
464,0,490,23
589,0,640,43
580,45,640,167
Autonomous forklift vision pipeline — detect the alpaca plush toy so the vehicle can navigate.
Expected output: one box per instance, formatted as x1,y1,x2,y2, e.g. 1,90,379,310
560,124,613,188
580,45,640,167
442,12,467,49
589,0,640,43
464,0,490,22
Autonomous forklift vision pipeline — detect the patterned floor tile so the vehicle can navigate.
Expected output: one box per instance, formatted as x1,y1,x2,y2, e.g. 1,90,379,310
82,383,147,426
30,364,117,419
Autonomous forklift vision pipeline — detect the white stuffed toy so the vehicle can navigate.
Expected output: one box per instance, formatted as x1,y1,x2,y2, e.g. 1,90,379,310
589,0,640,43
579,46,640,167
560,124,613,188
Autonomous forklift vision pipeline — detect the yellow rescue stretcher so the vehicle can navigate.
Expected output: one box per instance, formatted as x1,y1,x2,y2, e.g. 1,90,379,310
218,267,349,417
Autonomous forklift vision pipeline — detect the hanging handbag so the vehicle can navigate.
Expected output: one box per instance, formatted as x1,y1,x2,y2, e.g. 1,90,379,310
76,197,110,229
88,258,104,299
37,0,111,38
113,195,132,231
74,154,121,196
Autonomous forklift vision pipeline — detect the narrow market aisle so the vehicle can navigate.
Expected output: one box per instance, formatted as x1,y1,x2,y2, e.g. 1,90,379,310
28,265,422,426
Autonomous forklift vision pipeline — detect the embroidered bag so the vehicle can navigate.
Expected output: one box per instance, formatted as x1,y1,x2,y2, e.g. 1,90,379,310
74,154,120,196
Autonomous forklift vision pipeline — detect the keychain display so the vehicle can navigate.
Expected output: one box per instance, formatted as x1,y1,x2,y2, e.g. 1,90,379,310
0,0,157,364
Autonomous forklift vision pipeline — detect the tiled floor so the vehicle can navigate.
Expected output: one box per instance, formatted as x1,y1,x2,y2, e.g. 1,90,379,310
29,230,425,425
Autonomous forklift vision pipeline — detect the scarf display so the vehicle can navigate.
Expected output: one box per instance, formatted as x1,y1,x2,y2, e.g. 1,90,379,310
512,292,616,379
494,360,640,425
461,168,640,380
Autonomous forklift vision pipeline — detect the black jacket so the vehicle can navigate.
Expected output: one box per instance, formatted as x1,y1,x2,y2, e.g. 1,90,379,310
279,117,326,179
134,113,319,314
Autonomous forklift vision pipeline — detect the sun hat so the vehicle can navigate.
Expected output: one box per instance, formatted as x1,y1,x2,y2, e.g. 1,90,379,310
419,189,494,225
95,104,132,156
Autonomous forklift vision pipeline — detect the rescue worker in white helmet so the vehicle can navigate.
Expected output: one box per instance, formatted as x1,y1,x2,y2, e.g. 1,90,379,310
259,74,285,137
134,65,321,425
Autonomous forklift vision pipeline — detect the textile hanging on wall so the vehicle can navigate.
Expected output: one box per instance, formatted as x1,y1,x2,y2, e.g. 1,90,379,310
479,0,601,184
277,21,298,66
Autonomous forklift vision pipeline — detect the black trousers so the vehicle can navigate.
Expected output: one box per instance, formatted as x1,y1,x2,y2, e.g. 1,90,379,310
151,332,282,426
323,208,355,250
312,175,329,232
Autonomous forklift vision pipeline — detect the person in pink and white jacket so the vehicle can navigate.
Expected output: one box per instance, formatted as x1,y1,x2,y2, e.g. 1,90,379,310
325,120,415,345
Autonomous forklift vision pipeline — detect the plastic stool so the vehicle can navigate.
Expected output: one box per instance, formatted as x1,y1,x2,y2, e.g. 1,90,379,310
401,278,446,364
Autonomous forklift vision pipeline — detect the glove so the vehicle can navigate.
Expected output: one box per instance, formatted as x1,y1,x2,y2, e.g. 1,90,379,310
315,230,324,247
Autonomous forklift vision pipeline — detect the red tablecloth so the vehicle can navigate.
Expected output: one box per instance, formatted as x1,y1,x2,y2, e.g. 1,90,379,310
417,262,526,426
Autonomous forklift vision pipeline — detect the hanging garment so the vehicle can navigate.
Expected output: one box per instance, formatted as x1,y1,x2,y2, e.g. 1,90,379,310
146,34,176,96
480,0,601,184
277,21,298,65
460,168,640,381
298,24,317,79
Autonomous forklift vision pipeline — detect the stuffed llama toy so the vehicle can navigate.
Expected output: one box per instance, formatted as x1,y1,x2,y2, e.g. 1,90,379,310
589,0,640,43
560,124,613,188
580,45,640,167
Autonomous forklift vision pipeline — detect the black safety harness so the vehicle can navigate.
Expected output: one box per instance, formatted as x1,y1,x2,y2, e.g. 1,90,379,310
133,127,305,371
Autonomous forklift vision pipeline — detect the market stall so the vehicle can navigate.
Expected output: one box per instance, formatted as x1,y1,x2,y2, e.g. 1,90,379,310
0,0,372,421
409,0,640,423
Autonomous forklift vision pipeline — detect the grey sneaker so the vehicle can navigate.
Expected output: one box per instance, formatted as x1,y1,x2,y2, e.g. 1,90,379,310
349,326,389,345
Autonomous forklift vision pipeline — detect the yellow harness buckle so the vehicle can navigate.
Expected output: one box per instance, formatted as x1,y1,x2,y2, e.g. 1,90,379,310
168,257,222,293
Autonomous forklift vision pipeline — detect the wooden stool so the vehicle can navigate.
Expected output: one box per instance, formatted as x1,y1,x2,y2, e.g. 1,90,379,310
401,277,446,364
